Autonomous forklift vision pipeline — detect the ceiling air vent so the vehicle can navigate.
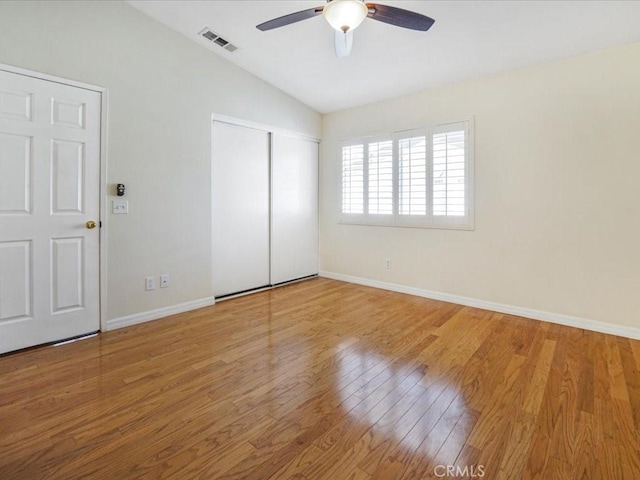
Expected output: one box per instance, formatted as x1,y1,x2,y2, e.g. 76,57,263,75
198,27,239,53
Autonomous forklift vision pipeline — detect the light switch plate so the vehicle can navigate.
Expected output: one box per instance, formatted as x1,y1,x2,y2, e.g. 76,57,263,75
112,200,128,214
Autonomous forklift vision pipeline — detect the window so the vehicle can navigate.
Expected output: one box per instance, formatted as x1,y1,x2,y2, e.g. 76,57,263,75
433,125,466,218
399,132,427,216
341,143,364,214
340,119,473,229
368,139,393,215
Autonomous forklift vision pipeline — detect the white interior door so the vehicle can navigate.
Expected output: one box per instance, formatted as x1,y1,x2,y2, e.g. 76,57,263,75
212,121,270,297
0,69,101,354
271,134,319,284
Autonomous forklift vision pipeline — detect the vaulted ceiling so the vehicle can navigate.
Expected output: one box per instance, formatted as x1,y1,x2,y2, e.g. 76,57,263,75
128,1,640,113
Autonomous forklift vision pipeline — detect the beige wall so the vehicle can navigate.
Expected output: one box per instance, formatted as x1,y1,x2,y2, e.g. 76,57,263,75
320,42,640,330
0,1,321,321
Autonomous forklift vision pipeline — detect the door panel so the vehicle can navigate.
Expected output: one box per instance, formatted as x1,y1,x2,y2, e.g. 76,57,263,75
271,134,319,284
0,240,32,322
0,69,101,353
51,237,84,313
51,139,84,213
0,88,32,121
212,122,270,297
0,132,31,213
51,98,85,129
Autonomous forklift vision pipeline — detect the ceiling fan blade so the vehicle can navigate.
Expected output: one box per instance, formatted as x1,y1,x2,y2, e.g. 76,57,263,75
334,30,354,58
366,3,435,31
256,6,324,31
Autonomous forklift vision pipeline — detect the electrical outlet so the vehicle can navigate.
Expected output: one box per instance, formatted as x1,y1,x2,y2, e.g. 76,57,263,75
145,276,155,291
160,274,169,288
385,258,391,269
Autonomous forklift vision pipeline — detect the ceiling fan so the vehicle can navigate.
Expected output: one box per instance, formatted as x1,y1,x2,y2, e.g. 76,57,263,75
256,0,435,58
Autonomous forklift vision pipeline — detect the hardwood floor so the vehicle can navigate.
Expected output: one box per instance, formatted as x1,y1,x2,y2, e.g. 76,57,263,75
1,277,639,479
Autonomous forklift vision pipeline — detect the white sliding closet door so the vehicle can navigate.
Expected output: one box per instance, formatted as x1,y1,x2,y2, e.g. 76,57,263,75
271,134,319,285
212,122,270,297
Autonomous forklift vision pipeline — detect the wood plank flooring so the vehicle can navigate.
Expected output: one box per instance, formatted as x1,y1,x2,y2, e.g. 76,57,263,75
1,277,640,479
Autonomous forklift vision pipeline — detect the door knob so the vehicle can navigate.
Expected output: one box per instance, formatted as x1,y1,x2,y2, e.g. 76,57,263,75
86,220,97,229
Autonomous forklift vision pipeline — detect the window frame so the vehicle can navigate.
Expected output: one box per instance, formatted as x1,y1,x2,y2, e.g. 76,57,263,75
338,118,474,230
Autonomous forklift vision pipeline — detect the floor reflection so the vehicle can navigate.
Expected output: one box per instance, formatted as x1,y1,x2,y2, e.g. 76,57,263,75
335,340,471,470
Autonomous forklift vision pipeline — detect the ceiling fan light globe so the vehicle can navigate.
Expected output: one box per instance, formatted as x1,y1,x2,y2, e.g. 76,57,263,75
323,0,368,33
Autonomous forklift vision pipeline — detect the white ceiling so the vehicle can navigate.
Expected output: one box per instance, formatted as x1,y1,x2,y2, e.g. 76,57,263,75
128,1,640,114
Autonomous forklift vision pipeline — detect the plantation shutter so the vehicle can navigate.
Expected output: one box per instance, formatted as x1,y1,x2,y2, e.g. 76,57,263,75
341,143,364,214
338,119,473,229
432,123,468,218
398,132,428,216
368,138,393,215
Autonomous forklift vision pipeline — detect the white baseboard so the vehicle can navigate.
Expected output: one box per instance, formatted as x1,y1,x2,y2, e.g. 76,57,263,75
319,271,640,340
106,296,216,331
